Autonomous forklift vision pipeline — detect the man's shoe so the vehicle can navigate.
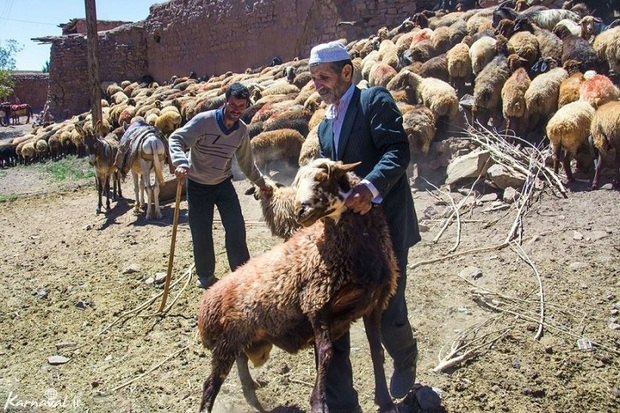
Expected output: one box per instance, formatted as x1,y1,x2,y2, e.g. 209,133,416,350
329,406,362,413
196,277,217,289
390,366,415,399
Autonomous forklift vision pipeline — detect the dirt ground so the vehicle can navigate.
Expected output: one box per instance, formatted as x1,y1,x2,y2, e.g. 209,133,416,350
0,123,619,413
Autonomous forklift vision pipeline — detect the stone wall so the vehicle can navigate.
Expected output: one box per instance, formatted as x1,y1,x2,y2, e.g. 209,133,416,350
9,72,49,113
42,0,448,119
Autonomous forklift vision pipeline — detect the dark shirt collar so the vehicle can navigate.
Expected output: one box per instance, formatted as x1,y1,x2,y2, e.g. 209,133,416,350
216,107,239,134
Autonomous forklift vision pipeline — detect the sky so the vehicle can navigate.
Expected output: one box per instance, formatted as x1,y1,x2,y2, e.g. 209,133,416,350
0,0,167,71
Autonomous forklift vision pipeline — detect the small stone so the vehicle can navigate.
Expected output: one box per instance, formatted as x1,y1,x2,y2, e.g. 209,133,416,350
588,230,608,241
37,289,49,299
154,272,167,284
56,342,77,350
512,360,521,369
569,262,589,270
545,346,553,354
145,277,155,285
122,264,141,274
573,231,583,240
48,355,69,365
459,266,482,280
609,323,620,330
614,302,620,311
479,193,498,202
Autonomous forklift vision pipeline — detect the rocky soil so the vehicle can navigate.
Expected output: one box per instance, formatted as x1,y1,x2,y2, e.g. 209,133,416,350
0,123,619,413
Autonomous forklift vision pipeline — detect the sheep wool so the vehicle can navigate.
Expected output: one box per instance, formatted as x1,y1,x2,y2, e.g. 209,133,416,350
546,100,595,182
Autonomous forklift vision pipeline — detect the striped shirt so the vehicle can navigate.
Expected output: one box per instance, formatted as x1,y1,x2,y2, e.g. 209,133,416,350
168,108,265,186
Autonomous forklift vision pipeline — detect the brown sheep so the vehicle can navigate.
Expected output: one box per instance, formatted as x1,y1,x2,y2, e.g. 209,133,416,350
590,101,620,189
400,103,437,179
245,176,300,240
197,158,398,413
557,59,585,108
501,61,531,137
545,100,595,183
251,128,305,174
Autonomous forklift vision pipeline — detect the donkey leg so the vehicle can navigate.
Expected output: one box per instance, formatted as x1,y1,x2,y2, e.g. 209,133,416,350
152,179,162,219
132,172,140,212
144,168,155,219
105,175,112,211
96,177,103,214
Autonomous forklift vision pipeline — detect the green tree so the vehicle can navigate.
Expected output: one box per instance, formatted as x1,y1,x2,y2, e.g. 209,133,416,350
42,60,50,73
0,39,24,100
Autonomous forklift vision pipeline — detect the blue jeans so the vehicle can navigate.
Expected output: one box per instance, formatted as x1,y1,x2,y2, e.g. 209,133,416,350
325,247,417,410
187,178,250,282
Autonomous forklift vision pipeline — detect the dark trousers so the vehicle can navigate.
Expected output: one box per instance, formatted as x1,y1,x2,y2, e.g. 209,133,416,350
325,247,417,411
187,178,250,282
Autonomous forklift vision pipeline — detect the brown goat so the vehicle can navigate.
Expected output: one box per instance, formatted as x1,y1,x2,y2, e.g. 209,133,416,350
197,158,398,413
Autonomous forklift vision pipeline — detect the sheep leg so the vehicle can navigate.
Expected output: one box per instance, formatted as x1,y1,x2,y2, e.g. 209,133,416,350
563,152,575,183
612,148,620,189
236,353,266,413
363,310,397,413
200,352,235,413
552,145,561,176
591,151,604,190
309,314,331,413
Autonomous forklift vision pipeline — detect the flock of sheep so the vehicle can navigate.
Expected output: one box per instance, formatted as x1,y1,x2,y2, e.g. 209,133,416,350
1,0,619,193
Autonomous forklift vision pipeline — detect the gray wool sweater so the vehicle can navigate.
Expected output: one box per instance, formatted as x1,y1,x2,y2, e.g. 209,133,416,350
168,109,265,187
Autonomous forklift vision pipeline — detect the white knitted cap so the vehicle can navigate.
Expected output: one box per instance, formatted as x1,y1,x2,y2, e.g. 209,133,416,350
309,41,350,65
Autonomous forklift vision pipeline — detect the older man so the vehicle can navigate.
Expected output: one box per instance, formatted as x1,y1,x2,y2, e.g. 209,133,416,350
308,41,421,412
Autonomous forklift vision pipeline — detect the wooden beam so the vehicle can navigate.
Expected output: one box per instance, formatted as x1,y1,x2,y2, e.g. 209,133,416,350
84,0,102,136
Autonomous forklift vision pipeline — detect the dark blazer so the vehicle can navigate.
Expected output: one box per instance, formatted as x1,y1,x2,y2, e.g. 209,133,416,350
318,86,421,250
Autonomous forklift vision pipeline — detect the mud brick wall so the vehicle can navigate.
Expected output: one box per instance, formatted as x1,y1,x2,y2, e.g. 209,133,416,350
42,0,454,119
46,24,148,119
9,72,49,112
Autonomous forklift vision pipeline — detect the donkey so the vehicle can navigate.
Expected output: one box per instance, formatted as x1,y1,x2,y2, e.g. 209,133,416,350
117,121,167,220
76,123,122,214
7,103,33,124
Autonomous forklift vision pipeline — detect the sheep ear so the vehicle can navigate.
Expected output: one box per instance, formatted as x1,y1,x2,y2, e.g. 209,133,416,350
244,186,256,196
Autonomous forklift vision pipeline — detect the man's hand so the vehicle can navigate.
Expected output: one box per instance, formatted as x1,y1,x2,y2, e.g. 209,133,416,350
345,184,373,215
174,166,188,185
259,182,273,197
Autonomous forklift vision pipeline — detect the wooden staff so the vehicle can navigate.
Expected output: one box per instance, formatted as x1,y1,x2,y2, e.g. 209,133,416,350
158,179,183,313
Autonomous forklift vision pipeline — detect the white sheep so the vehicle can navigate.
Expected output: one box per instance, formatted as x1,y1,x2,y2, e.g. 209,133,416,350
469,35,497,76
524,66,569,135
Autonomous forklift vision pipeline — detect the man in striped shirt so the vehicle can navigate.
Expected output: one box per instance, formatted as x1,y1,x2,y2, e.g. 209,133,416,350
169,82,272,289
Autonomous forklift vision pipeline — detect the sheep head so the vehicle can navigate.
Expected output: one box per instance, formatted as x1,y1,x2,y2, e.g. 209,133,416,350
292,159,361,227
